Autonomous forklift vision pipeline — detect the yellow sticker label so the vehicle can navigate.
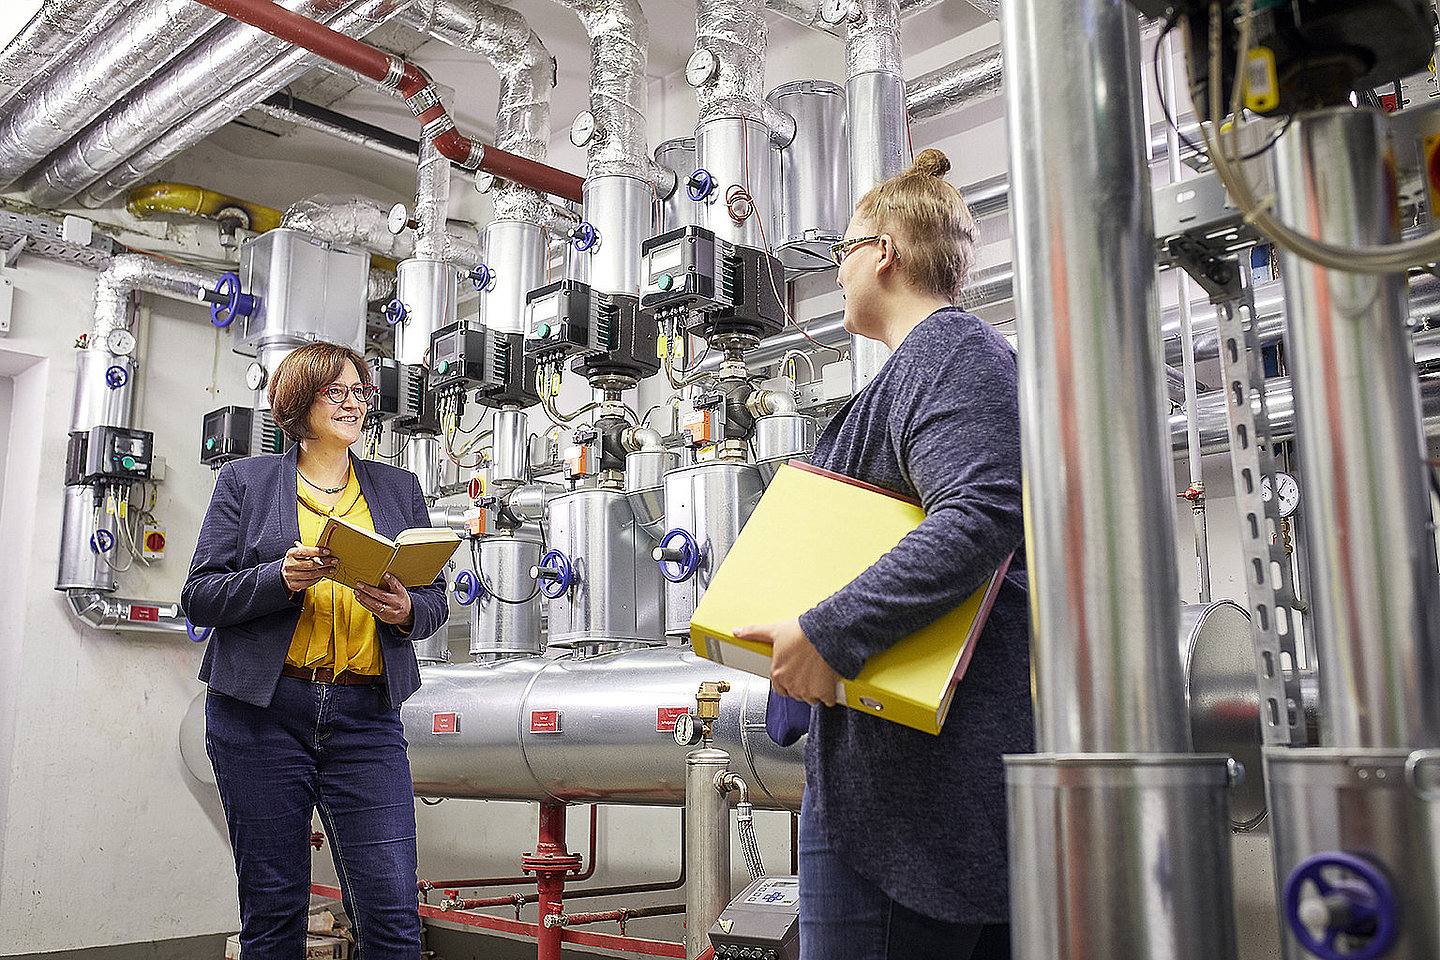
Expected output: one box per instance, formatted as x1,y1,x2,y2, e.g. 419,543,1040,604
1244,47,1279,114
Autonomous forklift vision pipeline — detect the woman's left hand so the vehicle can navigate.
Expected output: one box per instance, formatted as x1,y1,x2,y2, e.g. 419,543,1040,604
355,574,414,628
735,618,841,707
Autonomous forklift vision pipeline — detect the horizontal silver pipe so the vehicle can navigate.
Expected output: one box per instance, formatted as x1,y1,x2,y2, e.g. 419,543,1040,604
0,0,129,109
67,589,190,636
905,44,1002,122
401,647,804,809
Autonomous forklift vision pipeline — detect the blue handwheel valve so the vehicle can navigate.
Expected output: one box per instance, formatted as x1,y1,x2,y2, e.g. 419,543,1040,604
90,529,115,554
686,168,717,203
209,272,257,328
531,550,574,599
105,365,128,389
1282,852,1400,960
654,528,701,583
470,264,494,292
453,569,482,606
381,298,408,326
570,222,598,253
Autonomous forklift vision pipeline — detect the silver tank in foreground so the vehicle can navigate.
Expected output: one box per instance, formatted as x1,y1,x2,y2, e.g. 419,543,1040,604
401,647,803,810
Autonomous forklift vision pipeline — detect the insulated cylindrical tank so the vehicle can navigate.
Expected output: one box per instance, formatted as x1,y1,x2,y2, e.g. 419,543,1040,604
695,117,776,249
659,459,765,636
471,533,544,659
478,219,545,335
542,487,664,645
655,138,699,235
765,80,849,270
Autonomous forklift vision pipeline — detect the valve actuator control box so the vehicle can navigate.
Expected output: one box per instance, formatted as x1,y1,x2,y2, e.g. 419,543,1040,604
428,323,490,395
708,875,800,960
640,225,786,344
200,406,254,466
65,426,155,485
368,357,438,434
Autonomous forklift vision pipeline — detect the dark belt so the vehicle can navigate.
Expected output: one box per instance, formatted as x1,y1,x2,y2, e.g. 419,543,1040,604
280,664,383,686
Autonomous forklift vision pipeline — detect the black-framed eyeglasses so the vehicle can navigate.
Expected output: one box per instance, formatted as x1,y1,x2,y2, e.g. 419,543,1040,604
319,382,379,405
829,235,883,265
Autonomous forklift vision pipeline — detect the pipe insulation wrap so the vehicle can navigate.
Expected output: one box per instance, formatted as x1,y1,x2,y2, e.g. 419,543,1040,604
403,0,555,224
414,137,452,262
20,0,365,207
281,195,417,260
693,0,796,144
93,254,220,343
906,45,1003,122
550,0,652,179
0,0,131,108
77,0,410,206
0,0,225,190
846,0,903,79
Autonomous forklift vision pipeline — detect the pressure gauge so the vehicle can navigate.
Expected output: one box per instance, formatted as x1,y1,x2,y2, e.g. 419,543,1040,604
685,49,719,88
387,202,410,236
1261,471,1301,518
105,328,136,357
474,172,496,194
570,111,598,148
819,0,851,25
673,712,702,747
245,361,267,392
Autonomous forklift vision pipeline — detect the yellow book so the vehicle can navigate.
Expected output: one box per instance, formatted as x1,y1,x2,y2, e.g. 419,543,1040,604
689,462,1010,735
317,515,461,590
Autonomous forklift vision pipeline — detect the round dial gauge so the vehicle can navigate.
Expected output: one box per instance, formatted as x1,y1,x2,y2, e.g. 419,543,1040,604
105,328,136,356
569,111,598,147
685,49,719,88
819,0,850,24
245,361,267,391
1261,472,1301,518
473,172,496,194
387,202,410,236
672,712,700,747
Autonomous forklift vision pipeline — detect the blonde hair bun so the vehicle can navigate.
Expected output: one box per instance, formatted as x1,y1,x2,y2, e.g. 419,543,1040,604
908,148,951,179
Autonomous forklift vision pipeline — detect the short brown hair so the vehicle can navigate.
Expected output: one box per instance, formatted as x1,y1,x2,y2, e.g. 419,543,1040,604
855,148,977,304
267,342,371,442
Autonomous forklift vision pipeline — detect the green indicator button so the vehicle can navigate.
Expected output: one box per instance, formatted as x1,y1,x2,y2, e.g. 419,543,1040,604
205,437,216,450
656,274,674,291
121,456,136,470
436,360,450,374
535,322,552,339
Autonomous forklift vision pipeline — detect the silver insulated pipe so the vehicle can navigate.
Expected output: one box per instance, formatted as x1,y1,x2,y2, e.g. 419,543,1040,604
0,0,129,110
905,43,1002,123
1001,2,1236,958
844,0,907,392
281,195,416,261
400,648,804,807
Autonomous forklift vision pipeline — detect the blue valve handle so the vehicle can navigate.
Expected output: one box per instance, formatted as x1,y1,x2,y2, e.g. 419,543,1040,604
656,528,701,583
453,569,482,605
571,222,598,252
536,549,573,599
382,298,408,326
105,365,128,389
687,168,717,202
186,619,213,643
210,272,256,328
470,264,494,291
90,529,115,554
1282,852,1399,960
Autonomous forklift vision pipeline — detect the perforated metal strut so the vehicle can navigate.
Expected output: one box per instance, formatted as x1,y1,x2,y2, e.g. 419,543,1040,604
1211,261,1306,747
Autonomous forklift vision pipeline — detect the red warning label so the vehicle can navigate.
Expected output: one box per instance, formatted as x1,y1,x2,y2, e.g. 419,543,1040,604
432,712,460,734
530,710,562,734
656,707,689,733
128,605,159,622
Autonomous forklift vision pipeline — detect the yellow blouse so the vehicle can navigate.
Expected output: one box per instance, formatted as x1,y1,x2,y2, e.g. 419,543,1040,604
285,469,382,676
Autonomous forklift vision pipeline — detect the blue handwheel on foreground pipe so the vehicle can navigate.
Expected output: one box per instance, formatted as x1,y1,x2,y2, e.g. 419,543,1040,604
654,528,700,583
1282,851,1400,960
687,168,717,202
531,549,573,599
453,569,482,605
208,272,257,328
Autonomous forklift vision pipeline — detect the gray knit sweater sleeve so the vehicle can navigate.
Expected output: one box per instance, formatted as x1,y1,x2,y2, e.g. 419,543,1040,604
797,312,1023,679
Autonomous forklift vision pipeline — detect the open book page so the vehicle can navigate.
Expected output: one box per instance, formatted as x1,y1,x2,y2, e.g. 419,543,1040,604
386,530,461,587
317,515,396,590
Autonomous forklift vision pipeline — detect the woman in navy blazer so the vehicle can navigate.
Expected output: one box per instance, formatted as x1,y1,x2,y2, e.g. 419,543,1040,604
184,342,447,959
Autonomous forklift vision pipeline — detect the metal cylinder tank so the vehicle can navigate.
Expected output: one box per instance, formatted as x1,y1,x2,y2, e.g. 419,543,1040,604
752,414,816,482
471,533,544,659
395,258,458,365
70,349,135,433
686,746,733,960
655,137,699,235
543,487,663,645
695,117,775,249
1266,748,1440,960
233,228,369,357
582,174,651,297
660,459,765,636
399,647,803,807
1006,756,1238,960
478,219,545,335
490,408,529,487
56,484,117,592
766,80,849,270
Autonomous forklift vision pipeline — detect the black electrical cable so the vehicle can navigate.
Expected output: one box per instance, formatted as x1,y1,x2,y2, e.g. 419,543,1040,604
469,526,545,605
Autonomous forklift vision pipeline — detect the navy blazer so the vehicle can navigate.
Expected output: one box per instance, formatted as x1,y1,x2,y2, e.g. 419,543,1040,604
182,444,448,708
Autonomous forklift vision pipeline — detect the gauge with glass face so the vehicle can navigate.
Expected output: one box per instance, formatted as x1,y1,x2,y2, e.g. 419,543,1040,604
1261,471,1300,518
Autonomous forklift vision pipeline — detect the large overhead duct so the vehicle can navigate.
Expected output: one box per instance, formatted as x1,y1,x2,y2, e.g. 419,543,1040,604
0,0,230,191
0,0,130,109
18,0,368,208
1002,1,1236,957
281,195,417,260
78,0,411,207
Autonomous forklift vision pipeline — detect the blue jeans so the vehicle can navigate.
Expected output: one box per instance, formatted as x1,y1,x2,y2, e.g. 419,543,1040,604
798,799,1010,960
206,677,421,960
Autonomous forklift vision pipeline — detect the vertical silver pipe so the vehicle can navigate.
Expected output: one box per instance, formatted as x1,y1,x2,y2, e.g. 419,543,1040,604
478,220,546,335
491,409,529,485
1271,107,1440,749
1005,0,1188,755
582,175,650,297
845,0,906,392
414,138,451,263
685,746,731,960
1161,34,1210,603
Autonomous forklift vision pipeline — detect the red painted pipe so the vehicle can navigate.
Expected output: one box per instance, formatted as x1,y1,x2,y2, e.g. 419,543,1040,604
192,0,584,203
522,800,583,960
